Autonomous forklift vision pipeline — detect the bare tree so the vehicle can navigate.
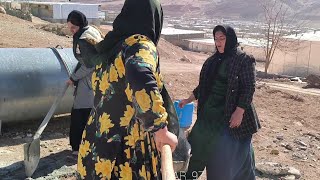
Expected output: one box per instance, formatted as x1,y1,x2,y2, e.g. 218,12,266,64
260,0,289,75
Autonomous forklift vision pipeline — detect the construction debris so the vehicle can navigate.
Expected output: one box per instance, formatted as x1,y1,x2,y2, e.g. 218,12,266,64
0,6,6,14
304,74,320,89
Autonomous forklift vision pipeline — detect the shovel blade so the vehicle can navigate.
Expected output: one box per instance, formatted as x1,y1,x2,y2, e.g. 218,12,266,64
24,138,40,177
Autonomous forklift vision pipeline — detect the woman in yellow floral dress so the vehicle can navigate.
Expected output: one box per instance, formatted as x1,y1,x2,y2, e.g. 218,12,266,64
77,0,178,179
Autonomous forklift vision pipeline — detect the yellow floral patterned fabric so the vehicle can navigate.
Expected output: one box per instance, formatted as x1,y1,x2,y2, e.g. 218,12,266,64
78,35,167,179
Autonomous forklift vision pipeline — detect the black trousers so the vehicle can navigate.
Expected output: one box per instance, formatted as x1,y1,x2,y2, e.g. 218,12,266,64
69,108,91,151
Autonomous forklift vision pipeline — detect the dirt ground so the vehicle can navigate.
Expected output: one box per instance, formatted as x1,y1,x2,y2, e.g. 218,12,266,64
0,14,72,48
0,14,320,180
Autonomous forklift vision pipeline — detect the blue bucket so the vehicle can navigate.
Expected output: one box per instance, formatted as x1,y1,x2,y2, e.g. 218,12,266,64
174,100,194,128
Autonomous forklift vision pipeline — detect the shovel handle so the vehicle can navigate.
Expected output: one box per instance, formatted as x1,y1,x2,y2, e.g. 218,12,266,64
161,144,175,180
33,84,69,139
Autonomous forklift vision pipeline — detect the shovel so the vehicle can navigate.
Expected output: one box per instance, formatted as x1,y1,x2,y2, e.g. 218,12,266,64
24,83,69,177
161,144,176,180
161,86,191,173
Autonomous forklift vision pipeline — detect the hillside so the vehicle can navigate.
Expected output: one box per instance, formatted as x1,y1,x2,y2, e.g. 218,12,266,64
77,0,320,21
1,11,320,180
0,13,207,62
0,14,72,48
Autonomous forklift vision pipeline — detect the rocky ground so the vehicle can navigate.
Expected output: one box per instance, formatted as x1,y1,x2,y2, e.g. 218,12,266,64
0,13,319,180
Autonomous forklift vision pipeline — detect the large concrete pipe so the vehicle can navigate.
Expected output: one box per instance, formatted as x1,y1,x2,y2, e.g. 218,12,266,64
0,48,78,131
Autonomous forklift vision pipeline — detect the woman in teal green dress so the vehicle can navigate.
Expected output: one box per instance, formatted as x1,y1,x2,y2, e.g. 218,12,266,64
179,25,261,180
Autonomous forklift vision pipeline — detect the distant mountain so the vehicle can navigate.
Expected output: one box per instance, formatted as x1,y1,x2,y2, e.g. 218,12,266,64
201,0,320,21
73,0,320,23
160,0,320,21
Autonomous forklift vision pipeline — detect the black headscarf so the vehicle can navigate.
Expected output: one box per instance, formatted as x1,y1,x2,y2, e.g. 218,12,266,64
95,0,163,61
67,10,88,29
67,10,89,40
196,25,239,111
208,25,239,80
213,25,238,55
67,10,90,65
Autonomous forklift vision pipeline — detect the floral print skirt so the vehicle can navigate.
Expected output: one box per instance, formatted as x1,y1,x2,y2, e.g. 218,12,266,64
77,117,162,179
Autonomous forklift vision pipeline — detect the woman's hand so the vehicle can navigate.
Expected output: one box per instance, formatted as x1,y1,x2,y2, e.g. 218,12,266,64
66,79,73,86
229,107,245,128
178,99,191,108
178,94,196,108
154,126,178,152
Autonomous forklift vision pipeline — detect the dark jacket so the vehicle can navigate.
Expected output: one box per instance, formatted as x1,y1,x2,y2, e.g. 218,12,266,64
193,49,261,139
70,26,102,109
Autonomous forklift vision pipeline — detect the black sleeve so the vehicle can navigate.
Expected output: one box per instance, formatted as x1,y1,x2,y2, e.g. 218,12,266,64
193,85,199,100
238,55,256,109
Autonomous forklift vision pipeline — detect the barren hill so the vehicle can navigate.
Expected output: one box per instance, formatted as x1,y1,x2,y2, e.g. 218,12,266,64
1,9,320,180
76,0,320,22
0,13,208,63
0,14,72,48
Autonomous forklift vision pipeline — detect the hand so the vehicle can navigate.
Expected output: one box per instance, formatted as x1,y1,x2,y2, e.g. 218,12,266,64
154,126,178,152
184,126,193,137
66,79,73,86
178,99,190,108
179,94,196,108
229,107,245,128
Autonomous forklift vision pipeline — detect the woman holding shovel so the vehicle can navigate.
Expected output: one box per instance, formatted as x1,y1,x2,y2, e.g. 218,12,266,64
66,10,103,154
179,25,261,180
77,0,178,179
